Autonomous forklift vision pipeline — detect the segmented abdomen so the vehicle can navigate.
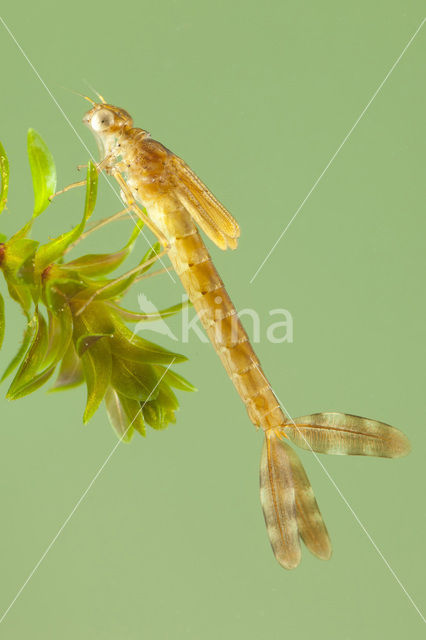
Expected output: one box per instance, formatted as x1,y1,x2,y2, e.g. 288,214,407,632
147,200,288,432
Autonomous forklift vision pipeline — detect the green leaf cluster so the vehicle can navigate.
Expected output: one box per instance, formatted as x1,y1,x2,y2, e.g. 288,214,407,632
0,130,194,441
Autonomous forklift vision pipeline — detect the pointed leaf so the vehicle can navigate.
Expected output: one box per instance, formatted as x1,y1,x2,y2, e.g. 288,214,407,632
120,394,145,437
79,269,141,304
105,388,145,441
72,233,161,306
6,281,33,315
63,250,131,278
50,342,84,391
82,160,98,220
0,140,9,214
125,217,144,248
62,217,143,279
110,319,187,364
80,334,112,423
109,299,189,323
156,367,196,392
8,305,72,399
44,271,85,312
1,238,39,283
9,365,56,399
105,387,135,442
142,403,166,430
76,332,113,357
73,300,115,336
43,304,73,368
7,310,49,398
155,384,179,412
140,241,161,274
1,320,36,381
0,293,4,350
142,400,175,430
27,129,56,217
111,357,159,401
34,162,98,274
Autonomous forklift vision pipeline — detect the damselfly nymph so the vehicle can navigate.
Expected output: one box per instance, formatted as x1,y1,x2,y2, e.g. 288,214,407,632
79,96,410,570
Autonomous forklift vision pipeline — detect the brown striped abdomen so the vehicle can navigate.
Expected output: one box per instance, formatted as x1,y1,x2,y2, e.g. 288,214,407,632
147,201,288,432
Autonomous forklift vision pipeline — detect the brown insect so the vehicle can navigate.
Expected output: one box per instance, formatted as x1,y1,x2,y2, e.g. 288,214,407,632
77,95,410,569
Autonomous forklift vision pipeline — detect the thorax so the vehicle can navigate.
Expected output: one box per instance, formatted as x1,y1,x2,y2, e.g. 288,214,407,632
108,129,168,204
107,128,193,240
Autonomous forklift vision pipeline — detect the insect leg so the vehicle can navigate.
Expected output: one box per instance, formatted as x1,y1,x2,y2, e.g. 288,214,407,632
49,179,87,200
111,170,170,249
52,152,119,200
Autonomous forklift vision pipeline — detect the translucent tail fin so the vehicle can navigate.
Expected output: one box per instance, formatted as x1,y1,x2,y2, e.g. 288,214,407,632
260,413,410,569
259,430,331,570
283,412,411,458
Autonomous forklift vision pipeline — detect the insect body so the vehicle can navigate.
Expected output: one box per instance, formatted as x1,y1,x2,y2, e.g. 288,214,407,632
83,100,410,569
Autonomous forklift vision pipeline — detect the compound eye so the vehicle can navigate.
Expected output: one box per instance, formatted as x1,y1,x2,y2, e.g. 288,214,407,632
91,109,114,132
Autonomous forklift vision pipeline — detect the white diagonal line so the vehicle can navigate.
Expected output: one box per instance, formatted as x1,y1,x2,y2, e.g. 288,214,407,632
0,14,176,283
249,17,426,284
251,359,425,623
0,360,175,625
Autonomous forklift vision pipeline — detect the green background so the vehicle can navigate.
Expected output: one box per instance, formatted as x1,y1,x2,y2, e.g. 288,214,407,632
0,1,425,637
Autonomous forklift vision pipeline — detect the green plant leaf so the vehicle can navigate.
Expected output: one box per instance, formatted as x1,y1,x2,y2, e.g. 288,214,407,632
105,387,145,441
6,310,48,398
82,160,98,220
34,162,98,274
125,217,144,247
111,357,160,401
1,238,39,283
156,384,179,412
0,293,4,350
50,342,84,392
43,270,84,311
69,230,161,307
108,299,189,323
43,304,73,368
27,129,56,218
142,401,174,430
73,300,115,335
77,269,141,305
120,394,145,437
8,365,56,399
6,281,33,315
61,217,143,279
156,367,196,392
63,250,131,279
105,387,135,442
0,140,9,214
8,306,72,396
80,332,112,423
110,319,187,364
1,320,37,381
76,332,113,357
0,131,193,434
139,241,162,275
